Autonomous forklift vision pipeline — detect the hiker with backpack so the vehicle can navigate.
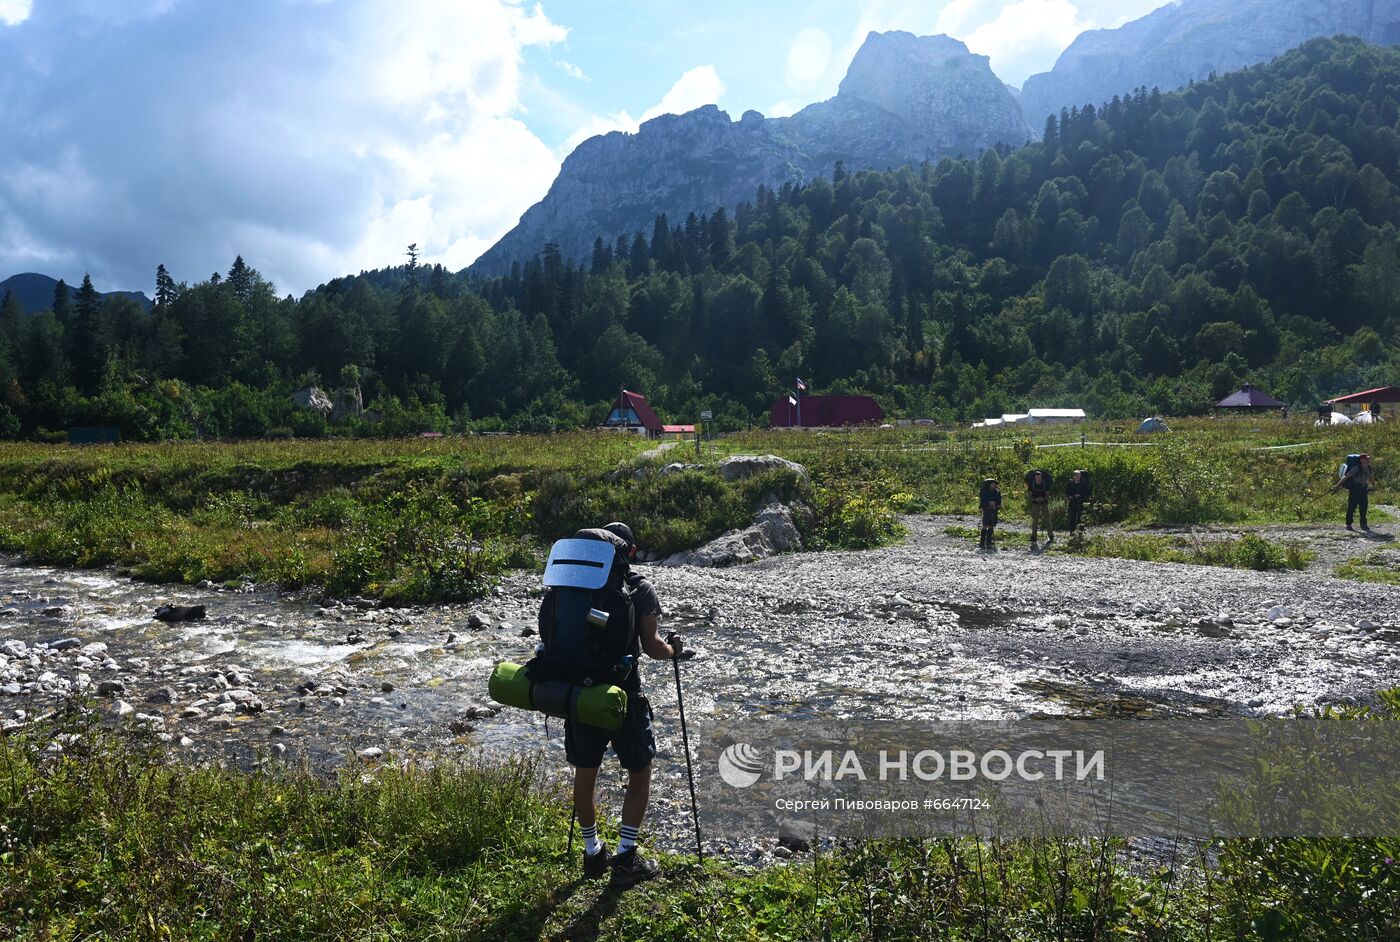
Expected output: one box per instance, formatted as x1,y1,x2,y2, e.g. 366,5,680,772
979,478,1002,551
568,523,679,887
1330,454,1375,531
1025,469,1054,545
491,522,681,887
1065,470,1092,534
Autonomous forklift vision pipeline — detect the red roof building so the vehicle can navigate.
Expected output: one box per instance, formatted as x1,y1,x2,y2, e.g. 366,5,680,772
1326,386,1400,405
605,390,664,436
770,394,884,428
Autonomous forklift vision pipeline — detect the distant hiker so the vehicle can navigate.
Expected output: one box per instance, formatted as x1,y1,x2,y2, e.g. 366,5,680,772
979,478,1002,551
1065,469,1092,534
1025,469,1054,544
1331,454,1374,532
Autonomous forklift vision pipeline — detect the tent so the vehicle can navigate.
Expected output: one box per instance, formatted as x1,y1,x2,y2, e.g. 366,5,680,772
1137,417,1169,434
1216,383,1284,411
1027,408,1087,424
1001,413,1030,424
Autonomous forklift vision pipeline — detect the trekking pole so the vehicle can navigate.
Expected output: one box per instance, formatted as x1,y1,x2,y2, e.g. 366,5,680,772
670,646,704,863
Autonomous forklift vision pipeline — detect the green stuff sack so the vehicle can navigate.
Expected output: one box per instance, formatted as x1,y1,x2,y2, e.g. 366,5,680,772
488,661,534,711
571,683,628,731
488,661,629,731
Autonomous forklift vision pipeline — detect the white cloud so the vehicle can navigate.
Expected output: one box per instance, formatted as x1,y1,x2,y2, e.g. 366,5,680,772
0,0,570,292
785,27,833,89
961,0,1095,81
0,0,32,27
640,65,725,122
555,58,586,80
563,65,725,153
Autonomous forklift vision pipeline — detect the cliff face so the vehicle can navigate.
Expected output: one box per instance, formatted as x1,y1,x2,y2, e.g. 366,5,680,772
1018,0,1400,132
469,32,1029,275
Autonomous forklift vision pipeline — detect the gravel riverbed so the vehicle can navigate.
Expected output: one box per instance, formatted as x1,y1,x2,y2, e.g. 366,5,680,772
3,515,1398,860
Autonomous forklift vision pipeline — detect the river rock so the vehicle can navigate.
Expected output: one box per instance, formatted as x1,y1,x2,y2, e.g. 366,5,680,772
182,707,206,719
155,605,206,622
147,686,177,704
45,637,81,651
1267,605,1291,622
1,640,26,658
663,503,803,568
358,747,384,761
467,613,488,630
115,700,135,717
778,819,816,852
96,680,125,697
718,455,808,483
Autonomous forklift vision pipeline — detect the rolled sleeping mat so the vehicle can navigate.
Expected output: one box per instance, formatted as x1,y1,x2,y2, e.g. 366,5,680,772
488,661,629,731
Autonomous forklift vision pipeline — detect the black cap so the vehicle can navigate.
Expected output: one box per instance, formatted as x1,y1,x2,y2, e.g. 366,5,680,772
602,521,636,547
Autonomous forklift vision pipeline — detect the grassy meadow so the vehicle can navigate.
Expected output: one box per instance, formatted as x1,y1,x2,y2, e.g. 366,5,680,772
0,417,1391,601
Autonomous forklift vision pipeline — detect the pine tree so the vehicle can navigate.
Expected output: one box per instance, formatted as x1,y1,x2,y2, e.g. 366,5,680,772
155,264,177,308
52,279,70,324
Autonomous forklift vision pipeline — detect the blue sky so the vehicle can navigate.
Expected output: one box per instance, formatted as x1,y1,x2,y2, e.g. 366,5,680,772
0,0,1169,296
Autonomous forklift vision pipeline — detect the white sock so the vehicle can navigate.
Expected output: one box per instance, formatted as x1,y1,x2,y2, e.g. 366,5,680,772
617,823,639,853
581,822,602,856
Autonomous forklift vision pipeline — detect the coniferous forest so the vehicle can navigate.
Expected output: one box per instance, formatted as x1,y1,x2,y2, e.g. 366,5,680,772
3,36,1400,440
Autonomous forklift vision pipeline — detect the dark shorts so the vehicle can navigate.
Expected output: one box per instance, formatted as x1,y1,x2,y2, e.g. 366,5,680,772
565,693,655,771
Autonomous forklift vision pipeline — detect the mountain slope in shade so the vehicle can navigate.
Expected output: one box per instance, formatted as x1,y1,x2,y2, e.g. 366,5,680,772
0,272,153,316
468,31,1029,276
1018,0,1400,131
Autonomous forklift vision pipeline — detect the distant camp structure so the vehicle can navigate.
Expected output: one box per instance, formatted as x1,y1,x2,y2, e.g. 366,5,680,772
604,389,664,438
770,394,883,428
971,407,1085,429
1215,383,1284,412
1324,385,1399,423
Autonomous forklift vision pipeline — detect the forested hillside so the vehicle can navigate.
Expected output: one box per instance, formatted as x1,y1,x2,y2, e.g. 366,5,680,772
2,37,1399,440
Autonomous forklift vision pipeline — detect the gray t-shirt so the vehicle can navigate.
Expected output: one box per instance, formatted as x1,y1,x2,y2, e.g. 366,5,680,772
1346,464,1373,490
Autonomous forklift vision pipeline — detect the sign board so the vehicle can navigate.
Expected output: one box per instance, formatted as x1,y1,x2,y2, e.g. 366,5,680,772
700,410,712,420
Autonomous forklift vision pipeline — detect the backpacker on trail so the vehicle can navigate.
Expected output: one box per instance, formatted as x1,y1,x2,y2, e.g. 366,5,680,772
1024,469,1054,544
1066,469,1093,533
979,478,1002,551
488,528,638,730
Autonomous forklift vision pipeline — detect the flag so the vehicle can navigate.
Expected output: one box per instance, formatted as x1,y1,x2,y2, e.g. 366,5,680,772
787,395,797,406
795,377,807,391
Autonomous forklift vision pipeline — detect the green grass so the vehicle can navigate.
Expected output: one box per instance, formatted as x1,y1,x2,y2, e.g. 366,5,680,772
0,435,908,601
944,524,1313,571
1336,551,1400,586
3,708,1397,941
724,416,1398,528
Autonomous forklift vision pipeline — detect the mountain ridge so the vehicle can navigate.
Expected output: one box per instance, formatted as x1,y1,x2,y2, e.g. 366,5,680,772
0,272,153,316
468,31,1028,276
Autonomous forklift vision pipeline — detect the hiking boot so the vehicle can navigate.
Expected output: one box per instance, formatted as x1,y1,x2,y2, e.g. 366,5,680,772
1362,524,1371,532
583,844,611,879
609,847,660,888
1347,524,1355,531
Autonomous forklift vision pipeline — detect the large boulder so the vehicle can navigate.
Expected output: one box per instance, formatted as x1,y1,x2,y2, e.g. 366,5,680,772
664,503,803,568
291,386,333,416
718,455,808,483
